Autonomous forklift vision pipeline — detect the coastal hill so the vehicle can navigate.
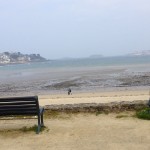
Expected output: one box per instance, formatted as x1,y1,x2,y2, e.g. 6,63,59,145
0,52,47,65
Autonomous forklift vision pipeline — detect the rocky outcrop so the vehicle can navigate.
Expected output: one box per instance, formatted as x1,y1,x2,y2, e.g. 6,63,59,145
45,100,148,113
0,52,47,64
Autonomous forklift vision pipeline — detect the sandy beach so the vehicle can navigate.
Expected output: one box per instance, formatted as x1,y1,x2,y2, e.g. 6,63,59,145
0,89,150,150
38,89,150,106
0,112,150,150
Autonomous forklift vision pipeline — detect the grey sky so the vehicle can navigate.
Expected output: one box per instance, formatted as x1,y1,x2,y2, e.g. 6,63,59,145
0,0,150,59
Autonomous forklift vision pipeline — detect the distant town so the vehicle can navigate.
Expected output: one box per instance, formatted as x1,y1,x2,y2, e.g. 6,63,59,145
0,52,47,65
128,50,150,56
0,50,150,65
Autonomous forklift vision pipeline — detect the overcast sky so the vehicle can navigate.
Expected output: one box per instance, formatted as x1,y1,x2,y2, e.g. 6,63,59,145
0,0,150,59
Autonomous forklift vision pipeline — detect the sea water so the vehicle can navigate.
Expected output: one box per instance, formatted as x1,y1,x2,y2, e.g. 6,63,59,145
0,56,149,80
0,55,150,71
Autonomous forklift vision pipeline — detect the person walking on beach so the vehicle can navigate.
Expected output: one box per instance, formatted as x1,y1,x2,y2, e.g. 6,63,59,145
68,88,72,95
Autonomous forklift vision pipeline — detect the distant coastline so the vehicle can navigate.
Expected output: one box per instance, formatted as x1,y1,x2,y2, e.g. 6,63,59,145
0,52,47,65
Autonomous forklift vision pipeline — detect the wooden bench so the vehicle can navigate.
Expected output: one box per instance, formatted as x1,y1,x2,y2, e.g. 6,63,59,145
0,96,44,134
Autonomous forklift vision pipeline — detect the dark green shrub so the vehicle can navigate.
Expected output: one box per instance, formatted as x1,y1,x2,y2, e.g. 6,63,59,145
136,108,150,120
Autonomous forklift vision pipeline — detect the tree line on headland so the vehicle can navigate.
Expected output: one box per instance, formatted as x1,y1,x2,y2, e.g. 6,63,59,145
0,52,47,65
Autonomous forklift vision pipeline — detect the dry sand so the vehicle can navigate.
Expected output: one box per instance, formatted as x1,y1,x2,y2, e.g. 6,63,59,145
38,89,150,106
0,113,150,150
0,89,150,150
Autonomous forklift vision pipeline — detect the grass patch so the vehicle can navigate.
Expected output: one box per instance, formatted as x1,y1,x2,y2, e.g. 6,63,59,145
136,108,150,120
20,125,38,132
44,110,72,119
20,125,47,133
116,114,128,118
44,110,60,118
96,111,109,116
0,125,48,135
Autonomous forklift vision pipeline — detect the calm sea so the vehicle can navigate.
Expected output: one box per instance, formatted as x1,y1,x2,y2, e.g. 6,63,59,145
0,56,150,72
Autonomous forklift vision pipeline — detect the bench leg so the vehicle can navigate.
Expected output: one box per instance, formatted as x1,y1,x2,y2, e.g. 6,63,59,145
41,113,44,127
37,112,44,134
37,115,41,134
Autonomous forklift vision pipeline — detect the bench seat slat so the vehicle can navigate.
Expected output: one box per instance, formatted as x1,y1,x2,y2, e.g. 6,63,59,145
0,97,37,101
0,111,38,116
0,105,37,109
0,99,36,102
0,107,37,112
0,110,38,114
0,102,37,106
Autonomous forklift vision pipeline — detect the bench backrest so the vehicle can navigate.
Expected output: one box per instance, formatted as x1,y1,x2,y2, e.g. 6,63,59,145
0,96,39,116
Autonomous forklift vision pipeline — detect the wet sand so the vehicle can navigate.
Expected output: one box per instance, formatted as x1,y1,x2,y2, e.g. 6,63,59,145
0,64,149,97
